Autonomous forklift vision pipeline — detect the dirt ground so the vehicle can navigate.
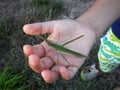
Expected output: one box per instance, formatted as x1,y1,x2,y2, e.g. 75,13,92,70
57,0,95,19
0,0,95,19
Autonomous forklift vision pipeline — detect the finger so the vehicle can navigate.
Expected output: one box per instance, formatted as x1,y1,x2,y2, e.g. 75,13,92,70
41,65,65,83
23,45,34,56
28,54,54,73
41,70,60,83
23,42,51,57
23,21,56,35
60,66,78,80
32,43,46,57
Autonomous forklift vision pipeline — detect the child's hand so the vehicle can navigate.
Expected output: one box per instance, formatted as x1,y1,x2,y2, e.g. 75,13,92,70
23,19,95,83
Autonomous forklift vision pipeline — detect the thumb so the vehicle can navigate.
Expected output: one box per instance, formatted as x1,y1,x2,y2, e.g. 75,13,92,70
23,21,56,35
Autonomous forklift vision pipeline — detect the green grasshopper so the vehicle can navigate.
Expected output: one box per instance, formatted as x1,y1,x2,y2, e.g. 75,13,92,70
39,35,87,59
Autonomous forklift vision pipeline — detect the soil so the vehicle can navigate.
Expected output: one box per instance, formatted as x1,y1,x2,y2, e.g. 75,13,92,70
0,0,95,19
57,0,95,19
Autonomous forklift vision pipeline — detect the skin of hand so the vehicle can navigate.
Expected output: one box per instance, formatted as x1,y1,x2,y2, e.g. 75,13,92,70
23,19,95,83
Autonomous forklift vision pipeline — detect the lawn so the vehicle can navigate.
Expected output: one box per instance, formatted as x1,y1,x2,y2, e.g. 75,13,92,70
0,0,120,90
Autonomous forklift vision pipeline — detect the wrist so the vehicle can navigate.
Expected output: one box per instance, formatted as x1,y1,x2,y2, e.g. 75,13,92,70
76,17,97,39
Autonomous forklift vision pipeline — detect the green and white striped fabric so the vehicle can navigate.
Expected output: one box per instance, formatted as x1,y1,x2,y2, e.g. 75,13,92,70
98,28,120,72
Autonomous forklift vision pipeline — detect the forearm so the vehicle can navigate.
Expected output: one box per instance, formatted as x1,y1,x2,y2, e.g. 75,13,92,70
77,0,120,38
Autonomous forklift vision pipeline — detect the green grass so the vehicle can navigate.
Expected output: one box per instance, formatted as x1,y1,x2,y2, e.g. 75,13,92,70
0,0,120,90
0,67,27,90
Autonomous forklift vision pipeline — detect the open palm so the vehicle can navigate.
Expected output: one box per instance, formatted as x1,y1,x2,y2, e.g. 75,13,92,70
23,19,95,83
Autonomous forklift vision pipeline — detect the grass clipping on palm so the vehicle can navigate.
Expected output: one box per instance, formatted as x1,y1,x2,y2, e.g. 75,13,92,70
39,35,86,59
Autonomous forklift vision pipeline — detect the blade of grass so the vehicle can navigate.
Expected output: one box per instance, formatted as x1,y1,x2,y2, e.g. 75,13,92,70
39,35,86,57
62,35,84,46
60,53,71,64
